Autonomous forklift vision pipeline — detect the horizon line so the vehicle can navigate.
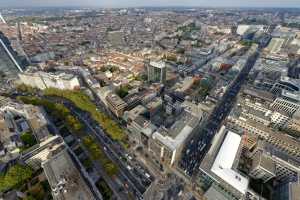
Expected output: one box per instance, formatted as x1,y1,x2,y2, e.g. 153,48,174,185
1,5,300,9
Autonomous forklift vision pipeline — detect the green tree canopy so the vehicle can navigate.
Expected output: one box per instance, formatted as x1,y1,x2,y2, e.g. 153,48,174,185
0,164,33,192
20,132,37,148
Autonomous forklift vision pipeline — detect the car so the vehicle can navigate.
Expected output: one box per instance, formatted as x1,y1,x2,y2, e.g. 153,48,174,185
145,173,151,179
127,165,133,170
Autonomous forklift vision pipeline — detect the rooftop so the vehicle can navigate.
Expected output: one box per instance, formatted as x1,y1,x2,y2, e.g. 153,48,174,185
266,38,285,54
106,92,127,108
257,139,300,168
152,111,201,151
281,90,300,102
211,131,249,195
22,70,77,81
0,101,50,142
42,149,95,200
229,117,300,158
251,150,275,175
204,185,231,200
242,86,275,103
149,60,166,69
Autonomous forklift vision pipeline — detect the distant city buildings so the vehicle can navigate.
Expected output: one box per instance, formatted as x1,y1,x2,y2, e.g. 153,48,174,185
3,6,300,200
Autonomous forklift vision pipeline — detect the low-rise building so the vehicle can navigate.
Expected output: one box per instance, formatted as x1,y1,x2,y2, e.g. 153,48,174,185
105,92,127,118
19,70,81,90
123,105,157,145
0,100,50,163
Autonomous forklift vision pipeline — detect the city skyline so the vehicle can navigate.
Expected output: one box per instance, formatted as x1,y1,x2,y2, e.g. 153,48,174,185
1,4,300,200
1,0,300,8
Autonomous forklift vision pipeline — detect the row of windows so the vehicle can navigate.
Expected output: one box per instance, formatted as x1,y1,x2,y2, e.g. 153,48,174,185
272,99,299,109
231,119,300,157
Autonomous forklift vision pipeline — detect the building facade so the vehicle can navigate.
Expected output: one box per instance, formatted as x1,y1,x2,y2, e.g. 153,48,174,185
19,70,81,90
147,60,166,84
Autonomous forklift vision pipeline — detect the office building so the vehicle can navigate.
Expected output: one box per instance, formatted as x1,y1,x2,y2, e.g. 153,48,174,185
198,127,249,200
123,105,157,145
147,60,166,84
285,118,300,133
19,70,81,90
266,38,285,54
249,140,300,182
228,117,300,157
210,131,249,195
0,32,24,85
234,93,290,128
149,111,203,166
105,92,127,118
271,96,300,117
271,90,300,116
42,145,96,200
270,77,300,95
249,151,276,182
273,180,300,200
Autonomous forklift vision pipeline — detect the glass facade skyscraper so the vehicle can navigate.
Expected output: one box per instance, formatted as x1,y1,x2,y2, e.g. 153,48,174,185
0,32,26,84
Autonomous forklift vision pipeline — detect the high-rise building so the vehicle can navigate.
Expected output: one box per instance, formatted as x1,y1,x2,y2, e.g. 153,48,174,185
147,60,166,84
0,32,24,84
0,13,6,24
249,151,276,182
273,179,300,200
249,140,300,182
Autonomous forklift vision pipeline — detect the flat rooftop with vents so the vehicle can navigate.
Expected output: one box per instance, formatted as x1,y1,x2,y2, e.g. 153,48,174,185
42,148,96,200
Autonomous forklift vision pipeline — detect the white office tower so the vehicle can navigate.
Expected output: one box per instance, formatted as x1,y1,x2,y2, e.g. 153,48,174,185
147,60,166,84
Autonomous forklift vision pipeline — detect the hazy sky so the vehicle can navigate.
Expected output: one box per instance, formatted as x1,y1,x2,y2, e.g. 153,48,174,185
1,0,300,8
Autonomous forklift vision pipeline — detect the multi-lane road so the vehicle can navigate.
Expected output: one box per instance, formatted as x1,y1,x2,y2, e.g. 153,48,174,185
180,46,260,176
11,91,150,200
61,101,149,200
